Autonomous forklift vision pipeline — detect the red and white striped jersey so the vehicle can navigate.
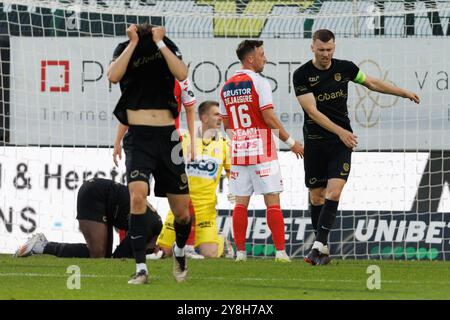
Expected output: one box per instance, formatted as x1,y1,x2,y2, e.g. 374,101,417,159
220,69,277,166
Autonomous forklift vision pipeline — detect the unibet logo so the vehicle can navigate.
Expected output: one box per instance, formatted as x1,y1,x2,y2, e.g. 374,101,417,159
354,219,449,244
196,0,314,37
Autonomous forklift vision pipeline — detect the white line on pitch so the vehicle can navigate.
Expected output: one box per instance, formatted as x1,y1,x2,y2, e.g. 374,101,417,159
0,273,448,285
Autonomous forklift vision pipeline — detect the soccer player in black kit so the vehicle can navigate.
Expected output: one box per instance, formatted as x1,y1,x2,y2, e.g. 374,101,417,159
108,23,193,284
293,29,420,265
13,178,162,260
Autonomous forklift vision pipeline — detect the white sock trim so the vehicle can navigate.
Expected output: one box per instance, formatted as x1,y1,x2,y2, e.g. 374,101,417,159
173,244,185,257
320,245,329,255
136,263,148,274
312,241,324,252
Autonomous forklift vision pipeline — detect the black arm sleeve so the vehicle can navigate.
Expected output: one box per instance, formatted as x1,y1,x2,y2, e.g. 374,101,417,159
112,42,128,61
344,60,360,81
293,67,311,97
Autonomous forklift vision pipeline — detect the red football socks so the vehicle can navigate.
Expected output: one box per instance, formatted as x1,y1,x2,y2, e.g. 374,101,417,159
267,205,286,250
232,204,248,251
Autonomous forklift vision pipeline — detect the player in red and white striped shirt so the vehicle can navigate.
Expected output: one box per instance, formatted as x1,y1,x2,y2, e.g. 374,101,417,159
219,40,304,262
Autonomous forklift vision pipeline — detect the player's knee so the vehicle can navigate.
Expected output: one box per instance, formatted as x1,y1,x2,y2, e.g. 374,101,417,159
202,249,218,258
326,190,342,201
130,192,147,211
89,245,106,258
162,247,172,257
171,203,190,223
263,193,280,207
174,213,190,224
310,193,325,206
198,243,218,258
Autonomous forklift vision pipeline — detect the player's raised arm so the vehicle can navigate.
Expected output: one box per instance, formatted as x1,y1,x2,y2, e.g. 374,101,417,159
108,24,139,84
361,75,420,104
296,93,358,149
152,26,188,81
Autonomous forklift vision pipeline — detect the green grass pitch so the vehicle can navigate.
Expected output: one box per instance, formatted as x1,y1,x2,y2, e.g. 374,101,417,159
1,254,449,300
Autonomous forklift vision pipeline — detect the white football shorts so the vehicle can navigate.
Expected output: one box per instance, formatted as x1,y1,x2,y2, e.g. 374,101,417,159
229,160,284,196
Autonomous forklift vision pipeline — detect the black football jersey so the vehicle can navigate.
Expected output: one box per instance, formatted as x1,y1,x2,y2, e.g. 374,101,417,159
112,36,182,125
293,59,360,142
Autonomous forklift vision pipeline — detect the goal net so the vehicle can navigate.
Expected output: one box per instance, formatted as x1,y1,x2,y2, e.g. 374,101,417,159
0,0,449,261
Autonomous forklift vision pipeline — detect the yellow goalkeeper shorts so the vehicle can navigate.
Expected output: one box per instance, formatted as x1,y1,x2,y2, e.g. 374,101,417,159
156,204,219,253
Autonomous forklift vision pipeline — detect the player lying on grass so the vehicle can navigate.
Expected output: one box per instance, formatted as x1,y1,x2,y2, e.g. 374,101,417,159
13,178,162,259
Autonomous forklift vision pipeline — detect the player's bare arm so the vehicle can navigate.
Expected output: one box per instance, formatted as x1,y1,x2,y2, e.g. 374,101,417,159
261,108,304,158
297,93,358,149
222,117,232,139
221,117,237,144
107,24,139,84
152,26,188,81
113,123,129,166
362,75,420,104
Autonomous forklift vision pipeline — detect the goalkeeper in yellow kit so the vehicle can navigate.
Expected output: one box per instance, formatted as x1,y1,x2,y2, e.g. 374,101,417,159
156,101,231,258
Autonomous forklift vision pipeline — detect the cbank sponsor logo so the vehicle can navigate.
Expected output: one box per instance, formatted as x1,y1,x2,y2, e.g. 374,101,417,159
316,89,347,102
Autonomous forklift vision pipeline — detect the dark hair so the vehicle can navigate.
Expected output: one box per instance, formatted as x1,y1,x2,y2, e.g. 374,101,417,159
236,40,264,62
136,22,155,38
198,100,219,120
313,29,335,42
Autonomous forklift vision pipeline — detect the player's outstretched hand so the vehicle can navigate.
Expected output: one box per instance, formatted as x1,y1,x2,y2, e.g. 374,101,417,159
291,141,304,159
113,142,122,167
151,26,166,43
405,91,420,104
339,129,358,150
126,24,139,44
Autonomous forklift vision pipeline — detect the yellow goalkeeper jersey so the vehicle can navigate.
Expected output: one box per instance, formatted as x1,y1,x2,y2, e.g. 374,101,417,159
181,130,230,210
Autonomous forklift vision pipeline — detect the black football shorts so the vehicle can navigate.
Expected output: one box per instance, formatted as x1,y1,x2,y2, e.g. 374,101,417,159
303,140,352,189
123,125,189,197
